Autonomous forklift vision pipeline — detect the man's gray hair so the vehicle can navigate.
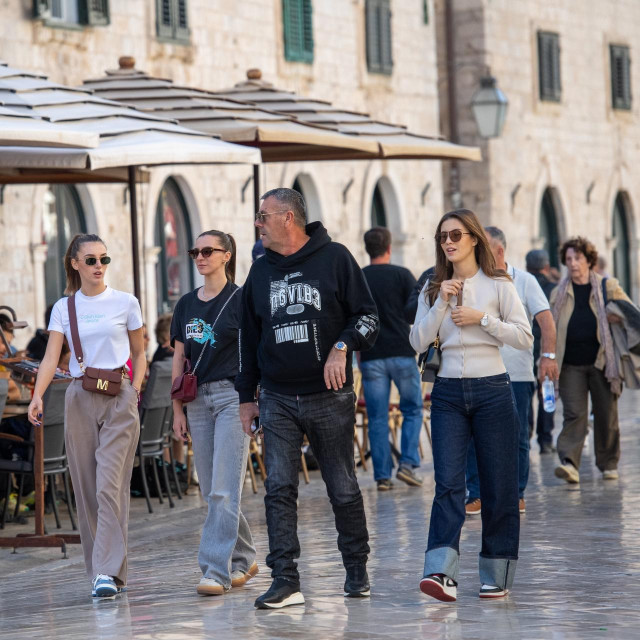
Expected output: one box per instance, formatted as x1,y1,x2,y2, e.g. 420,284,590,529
261,187,307,227
484,226,507,250
525,249,550,271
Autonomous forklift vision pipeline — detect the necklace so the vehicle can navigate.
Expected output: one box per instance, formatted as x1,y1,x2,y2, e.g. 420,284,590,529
198,286,222,302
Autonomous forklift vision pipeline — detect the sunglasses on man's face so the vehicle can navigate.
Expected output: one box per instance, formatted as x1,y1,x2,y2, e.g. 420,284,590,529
187,247,226,259
83,257,111,266
435,229,472,244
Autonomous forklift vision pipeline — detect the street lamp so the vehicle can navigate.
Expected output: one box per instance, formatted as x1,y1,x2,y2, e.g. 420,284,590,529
471,76,508,138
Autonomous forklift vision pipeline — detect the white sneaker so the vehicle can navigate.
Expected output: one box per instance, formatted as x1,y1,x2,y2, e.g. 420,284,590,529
479,584,509,598
603,469,619,480
197,577,226,596
419,574,457,602
555,461,580,484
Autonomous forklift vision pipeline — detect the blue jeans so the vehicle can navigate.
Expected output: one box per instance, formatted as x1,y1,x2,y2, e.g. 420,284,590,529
466,380,535,500
259,386,369,585
360,356,423,481
187,380,256,588
425,374,519,590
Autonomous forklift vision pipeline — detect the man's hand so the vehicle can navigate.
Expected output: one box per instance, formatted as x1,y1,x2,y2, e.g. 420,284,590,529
450,306,485,327
324,348,347,390
607,313,623,325
538,357,559,382
240,402,260,438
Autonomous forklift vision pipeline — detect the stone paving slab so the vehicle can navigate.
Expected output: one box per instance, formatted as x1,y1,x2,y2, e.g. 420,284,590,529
2,394,640,639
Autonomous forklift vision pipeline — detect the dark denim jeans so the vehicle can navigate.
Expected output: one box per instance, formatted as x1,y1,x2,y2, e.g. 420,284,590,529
466,381,535,500
360,356,423,481
259,386,369,585
536,380,555,448
425,374,520,589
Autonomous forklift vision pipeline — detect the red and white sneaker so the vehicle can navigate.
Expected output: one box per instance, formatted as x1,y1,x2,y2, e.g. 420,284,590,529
419,574,457,602
479,584,509,598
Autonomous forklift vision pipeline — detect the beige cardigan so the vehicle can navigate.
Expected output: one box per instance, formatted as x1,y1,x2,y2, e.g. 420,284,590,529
410,268,533,378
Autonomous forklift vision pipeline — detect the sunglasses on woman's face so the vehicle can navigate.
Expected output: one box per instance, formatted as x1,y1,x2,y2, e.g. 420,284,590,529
187,247,226,259
83,257,111,266
435,229,472,244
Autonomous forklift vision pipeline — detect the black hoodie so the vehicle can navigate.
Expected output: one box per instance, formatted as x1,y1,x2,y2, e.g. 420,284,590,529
235,222,379,402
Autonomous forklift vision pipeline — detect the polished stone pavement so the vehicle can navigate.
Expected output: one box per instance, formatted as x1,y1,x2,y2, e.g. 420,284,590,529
2,394,640,639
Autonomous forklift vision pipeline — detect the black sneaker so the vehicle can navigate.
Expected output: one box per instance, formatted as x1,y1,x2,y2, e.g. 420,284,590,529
377,479,393,491
344,564,370,598
396,465,423,487
254,578,305,609
419,573,457,602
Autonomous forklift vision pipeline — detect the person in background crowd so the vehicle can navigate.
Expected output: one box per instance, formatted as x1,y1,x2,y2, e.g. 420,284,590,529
252,237,265,262
152,313,174,363
410,208,532,602
26,305,54,361
526,249,557,453
361,227,424,490
171,230,256,597
551,236,630,484
595,255,609,277
27,233,146,599
0,314,17,356
237,187,378,609
464,228,558,517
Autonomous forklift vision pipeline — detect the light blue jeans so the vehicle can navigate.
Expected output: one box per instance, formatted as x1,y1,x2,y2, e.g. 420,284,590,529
186,379,256,589
360,356,423,481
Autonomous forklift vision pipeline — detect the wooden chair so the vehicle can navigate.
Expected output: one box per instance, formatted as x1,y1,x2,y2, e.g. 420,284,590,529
246,437,267,494
421,381,433,450
352,368,368,470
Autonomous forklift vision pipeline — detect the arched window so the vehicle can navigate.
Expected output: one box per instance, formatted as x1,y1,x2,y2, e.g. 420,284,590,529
292,174,321,223
43,185,85,306
612,193,631,294
370,182,387,227
155,178,193,314
539,188,560,268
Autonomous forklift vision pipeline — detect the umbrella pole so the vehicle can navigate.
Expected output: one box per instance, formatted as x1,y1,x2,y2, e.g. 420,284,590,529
128,166,142,301
253,164,260,242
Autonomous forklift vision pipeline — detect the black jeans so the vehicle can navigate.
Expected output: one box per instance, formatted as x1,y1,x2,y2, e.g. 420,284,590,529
259,386,369,585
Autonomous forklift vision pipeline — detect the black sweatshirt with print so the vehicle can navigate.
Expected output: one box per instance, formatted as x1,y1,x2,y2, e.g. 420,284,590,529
235,222,379,403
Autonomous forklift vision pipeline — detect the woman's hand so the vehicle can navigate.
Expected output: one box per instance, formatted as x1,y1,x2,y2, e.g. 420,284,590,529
439,279,464,302
172,409,190,443
28,394,43,427
607,313,622,325
451,306,485,327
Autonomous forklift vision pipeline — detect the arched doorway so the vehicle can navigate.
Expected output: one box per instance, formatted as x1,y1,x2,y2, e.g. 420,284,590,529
155,178,193,314
292,173,322,223
370,182,387,227
42,185,86,306
539,188,560,268
612,192,631,294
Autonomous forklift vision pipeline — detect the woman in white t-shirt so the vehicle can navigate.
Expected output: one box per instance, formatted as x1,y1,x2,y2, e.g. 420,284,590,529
410,209,532,602
28,233,146,599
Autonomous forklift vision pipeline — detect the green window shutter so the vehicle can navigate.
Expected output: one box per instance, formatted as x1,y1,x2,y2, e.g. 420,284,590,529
611,45,632,110
174,0,190,41
538,31,561,102
80,0,110,25
366,0,392,75
33,0,51,18
423,0,429,25
283,0,313,63
157,0,175,39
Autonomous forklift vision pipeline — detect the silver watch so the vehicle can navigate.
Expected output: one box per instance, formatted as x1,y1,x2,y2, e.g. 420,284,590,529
541,352,556,360
480,312,489,327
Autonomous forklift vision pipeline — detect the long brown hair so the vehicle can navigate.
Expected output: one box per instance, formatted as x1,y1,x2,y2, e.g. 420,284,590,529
426,209,509,303
198,230,236,283
64,233,106,295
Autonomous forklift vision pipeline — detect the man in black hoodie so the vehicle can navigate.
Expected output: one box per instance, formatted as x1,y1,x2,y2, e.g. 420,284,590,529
236,188,379,609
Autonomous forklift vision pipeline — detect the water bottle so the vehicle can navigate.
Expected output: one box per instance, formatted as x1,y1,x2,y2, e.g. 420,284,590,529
542,376,555,413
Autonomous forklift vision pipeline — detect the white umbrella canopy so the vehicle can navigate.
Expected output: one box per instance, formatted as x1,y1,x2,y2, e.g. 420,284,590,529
215,70,481,162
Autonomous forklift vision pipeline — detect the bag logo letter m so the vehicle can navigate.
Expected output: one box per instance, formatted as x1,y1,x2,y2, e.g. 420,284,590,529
97,379,109,391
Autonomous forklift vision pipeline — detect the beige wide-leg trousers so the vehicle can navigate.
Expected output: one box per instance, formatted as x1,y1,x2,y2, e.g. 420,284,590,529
64,378,140,586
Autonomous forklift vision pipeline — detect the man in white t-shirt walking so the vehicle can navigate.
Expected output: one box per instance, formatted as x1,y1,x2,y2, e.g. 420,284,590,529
465,227,559,516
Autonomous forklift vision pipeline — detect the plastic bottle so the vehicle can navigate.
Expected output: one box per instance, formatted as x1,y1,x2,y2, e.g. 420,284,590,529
542,376,556,413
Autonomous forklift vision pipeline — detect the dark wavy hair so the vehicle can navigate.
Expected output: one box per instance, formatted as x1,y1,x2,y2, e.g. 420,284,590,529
426,209,510,303
559,236,598,269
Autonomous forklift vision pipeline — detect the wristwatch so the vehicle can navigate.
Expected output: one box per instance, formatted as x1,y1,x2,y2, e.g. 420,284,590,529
541,352,556,360
333,341,348,353
480,312,489,327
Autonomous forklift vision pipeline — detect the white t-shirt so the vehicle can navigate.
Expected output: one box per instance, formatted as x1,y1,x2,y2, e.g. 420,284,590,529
499,264,550,381
49,287,143,378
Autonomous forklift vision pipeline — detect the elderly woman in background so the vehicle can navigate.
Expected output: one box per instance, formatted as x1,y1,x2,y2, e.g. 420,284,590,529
551,236,630,484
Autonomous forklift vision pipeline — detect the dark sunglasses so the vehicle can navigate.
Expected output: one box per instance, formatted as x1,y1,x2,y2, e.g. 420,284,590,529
83,257,111,266
187,247,226,259
435,229,472,244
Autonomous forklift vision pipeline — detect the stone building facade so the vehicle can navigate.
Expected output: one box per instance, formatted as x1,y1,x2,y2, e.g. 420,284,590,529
435,0,640,300
0,0,446,352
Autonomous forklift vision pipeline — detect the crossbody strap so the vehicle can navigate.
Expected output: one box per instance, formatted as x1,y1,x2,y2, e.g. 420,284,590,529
191,287,239,375
67,294,86,373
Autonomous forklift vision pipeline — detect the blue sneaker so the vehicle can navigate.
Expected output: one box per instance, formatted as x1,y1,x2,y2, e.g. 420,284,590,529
92,574,118,598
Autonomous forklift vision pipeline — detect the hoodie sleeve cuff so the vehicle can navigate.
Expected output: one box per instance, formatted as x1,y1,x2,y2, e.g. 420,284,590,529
236,387,257,404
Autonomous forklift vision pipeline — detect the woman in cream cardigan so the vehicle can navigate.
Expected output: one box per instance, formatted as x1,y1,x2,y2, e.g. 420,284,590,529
410,209,532,602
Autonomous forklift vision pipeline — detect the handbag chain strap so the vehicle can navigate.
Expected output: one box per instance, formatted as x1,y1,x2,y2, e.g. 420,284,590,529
191,287,239,375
